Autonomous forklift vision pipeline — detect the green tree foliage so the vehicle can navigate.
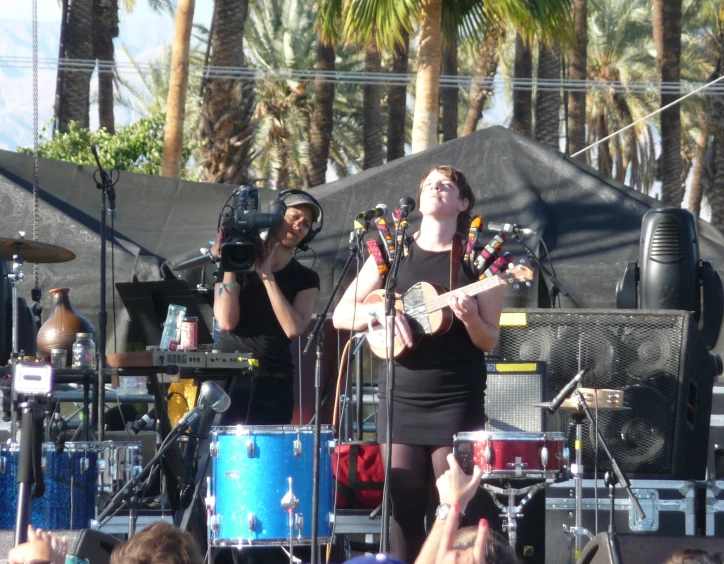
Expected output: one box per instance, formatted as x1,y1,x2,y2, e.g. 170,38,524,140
18,114,198,178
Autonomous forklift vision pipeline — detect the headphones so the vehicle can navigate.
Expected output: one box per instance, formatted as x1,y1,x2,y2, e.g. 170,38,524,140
277,189,324,250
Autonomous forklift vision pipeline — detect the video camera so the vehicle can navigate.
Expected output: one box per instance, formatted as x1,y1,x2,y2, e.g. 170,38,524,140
220,185,285,273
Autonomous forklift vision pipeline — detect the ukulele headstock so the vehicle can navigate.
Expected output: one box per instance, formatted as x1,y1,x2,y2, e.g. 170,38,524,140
500,261,534,289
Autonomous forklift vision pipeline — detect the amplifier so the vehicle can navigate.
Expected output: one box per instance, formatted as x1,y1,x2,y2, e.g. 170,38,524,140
485,361,546,433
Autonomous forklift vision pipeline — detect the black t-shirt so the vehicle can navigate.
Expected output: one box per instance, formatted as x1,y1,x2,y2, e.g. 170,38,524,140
216,258,320,373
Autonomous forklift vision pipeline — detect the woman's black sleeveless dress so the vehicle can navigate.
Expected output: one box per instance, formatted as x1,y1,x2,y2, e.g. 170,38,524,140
377,240,487,446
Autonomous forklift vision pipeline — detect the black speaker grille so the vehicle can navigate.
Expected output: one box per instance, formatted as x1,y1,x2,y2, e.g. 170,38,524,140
651,220,685,260
495,310,685,475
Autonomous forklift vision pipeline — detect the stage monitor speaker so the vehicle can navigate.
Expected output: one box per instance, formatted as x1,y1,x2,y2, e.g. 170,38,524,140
485,361,546,432
495,309,718,479
69,528,122,564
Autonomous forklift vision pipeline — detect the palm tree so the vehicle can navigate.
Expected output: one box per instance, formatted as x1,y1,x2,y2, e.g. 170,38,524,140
92,0,173,135
363,36,384,169
461,28,501,136
309,32,336,186
343,0,574,153
584,0,658,192
386,27,409,161
55,0,94,133
441,34,458,142
682,0,722,216
93,0,119,133
245,0,364,189
567,0,588,157
161,0,195,178
535,42,561,148
197,0,254,185
653,0,683,206
510,33,532,136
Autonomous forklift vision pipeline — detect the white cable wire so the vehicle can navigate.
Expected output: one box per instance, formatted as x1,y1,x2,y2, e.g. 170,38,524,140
3,55,724,94
572,72,724,157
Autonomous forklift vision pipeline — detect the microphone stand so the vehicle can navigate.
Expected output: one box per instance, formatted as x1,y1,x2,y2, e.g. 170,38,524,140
510,231,579,308
303,226,366,564
380,212,409,553
13,395,46,546
91,145,117,440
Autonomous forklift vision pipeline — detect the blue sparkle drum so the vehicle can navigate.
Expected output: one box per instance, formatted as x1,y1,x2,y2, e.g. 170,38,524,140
0,441,101,530
208,425,335,546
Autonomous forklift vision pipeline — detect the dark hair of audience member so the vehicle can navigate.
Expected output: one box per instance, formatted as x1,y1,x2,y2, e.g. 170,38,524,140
452,526,520,564
110,521,204,564
664,548,724,564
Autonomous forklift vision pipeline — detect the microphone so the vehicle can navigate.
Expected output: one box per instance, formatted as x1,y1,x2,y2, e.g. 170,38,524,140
131,410,156,434
91,144,116,218
399,197,416,218
173,250,215,271
546,368,588,414
130,391,174,434
488,222,536,235
357,204,389,221
176,381,231,429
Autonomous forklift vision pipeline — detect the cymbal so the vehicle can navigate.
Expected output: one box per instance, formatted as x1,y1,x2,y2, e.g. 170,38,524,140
532,388,629,413
0,237,75,263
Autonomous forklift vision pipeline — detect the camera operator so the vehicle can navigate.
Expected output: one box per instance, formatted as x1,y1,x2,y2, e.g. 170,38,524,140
210,190,322,427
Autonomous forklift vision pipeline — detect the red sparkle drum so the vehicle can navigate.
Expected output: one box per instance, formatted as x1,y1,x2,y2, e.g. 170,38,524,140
453,431,569,481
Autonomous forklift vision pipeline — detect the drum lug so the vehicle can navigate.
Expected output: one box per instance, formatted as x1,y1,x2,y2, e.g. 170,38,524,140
210,440,220,458
540,446,549,468
0,455,5,475
41,457,47,471
506,457,529,477
246,439,255,458
248,512,258,532
328,440,337,454
281,477,300,513
561,446,570,465
484,445,494,467
205,494,215,512
294,513,304,537
209,514,220,532
293,438,302,458
82,456,90,473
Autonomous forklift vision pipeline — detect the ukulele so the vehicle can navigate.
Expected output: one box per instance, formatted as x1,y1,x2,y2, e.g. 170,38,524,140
363,263,534,359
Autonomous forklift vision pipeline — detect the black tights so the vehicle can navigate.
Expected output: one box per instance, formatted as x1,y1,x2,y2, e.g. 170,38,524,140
379,443,453,564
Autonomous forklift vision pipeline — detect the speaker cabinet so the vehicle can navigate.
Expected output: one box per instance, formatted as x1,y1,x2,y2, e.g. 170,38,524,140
485,361,546,432
495,309,716,479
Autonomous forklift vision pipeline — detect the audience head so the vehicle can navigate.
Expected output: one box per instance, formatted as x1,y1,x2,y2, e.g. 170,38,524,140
664,548,724,564
110,521,203,564
453,526,520,564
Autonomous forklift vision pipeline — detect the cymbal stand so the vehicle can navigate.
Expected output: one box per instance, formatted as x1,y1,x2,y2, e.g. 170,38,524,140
564,412,593,560
8,252,25,439
481,481,547,549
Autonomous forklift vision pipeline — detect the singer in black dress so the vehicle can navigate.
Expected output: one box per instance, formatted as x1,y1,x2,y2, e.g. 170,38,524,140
333,166,504,563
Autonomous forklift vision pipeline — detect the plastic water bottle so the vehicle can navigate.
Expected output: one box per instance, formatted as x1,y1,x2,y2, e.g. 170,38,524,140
159,304,187,351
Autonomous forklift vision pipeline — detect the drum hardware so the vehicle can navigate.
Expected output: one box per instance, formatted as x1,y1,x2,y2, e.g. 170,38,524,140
541,383,642,562
95,382,231,537
281,476,302,563
481,480,548,550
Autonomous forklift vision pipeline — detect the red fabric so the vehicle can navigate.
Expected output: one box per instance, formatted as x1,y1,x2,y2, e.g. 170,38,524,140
332,442,385,509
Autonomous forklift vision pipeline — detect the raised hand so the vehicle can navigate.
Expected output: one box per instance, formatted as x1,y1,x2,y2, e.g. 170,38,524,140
434,508,489,564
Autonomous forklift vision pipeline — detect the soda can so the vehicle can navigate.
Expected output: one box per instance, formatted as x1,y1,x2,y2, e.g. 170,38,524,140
180,317,199,351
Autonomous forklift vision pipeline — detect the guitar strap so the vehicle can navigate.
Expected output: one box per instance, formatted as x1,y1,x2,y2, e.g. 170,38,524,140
450,235,462,291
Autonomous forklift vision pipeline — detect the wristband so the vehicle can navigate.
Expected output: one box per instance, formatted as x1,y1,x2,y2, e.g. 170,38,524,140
218,282,239,297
